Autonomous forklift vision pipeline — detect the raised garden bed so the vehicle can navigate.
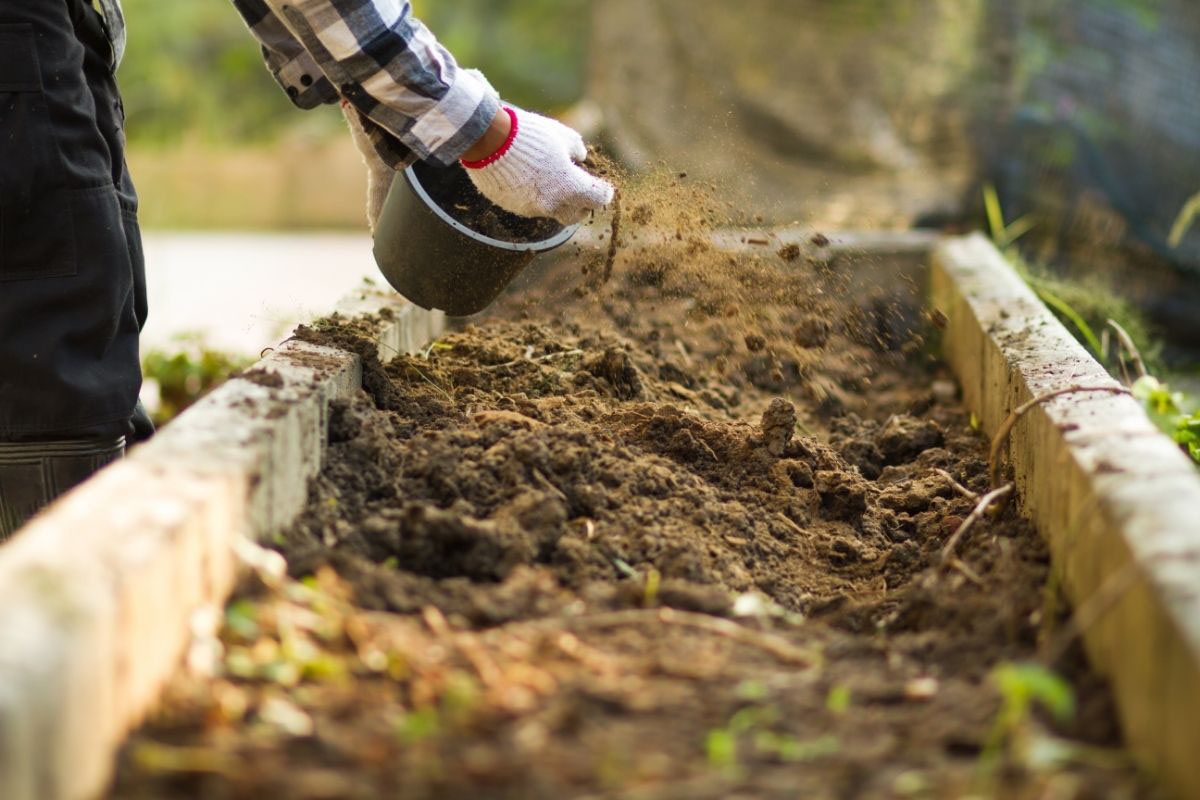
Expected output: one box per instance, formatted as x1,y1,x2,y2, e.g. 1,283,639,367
3,224,1198,799
109,231,1151,798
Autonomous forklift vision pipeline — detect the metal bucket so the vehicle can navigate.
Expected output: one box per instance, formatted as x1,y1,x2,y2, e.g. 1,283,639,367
372,161,579,317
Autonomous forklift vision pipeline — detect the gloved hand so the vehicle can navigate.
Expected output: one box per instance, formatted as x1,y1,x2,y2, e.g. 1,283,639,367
462,106,614,226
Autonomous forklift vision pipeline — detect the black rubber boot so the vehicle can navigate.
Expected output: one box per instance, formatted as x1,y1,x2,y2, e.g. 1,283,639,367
0,438,125,541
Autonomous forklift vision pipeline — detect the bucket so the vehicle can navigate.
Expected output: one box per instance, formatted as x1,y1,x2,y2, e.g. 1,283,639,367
372,161,579,316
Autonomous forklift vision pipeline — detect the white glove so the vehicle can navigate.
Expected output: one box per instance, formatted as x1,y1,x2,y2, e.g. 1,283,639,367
462,107,614,226
342,99,393,233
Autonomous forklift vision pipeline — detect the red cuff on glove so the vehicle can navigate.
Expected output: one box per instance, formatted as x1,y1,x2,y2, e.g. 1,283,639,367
461,107,519,169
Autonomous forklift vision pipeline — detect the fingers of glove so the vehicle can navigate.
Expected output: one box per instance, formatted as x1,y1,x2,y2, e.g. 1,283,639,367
546,165,614,224
568,133,588,163
544,116,588,162
574,165,616,207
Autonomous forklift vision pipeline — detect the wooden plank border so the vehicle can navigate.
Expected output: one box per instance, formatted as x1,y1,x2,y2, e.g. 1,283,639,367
0,290,443,800
932,233,1200,798
4,232,1197,798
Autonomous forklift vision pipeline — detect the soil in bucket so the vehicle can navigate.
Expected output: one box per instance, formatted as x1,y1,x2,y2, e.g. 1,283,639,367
110,168,1151,800
413,161,564,244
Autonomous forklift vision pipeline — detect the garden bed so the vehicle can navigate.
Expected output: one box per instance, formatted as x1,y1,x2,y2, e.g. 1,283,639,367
109,226,1148,798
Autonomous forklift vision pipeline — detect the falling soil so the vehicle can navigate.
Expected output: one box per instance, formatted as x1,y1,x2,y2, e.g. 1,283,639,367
112,170,1151,799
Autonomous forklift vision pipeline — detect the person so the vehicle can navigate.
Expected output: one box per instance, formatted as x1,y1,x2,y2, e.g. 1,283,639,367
0,0,613,539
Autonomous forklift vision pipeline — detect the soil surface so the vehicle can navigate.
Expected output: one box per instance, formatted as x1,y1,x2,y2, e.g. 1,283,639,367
112,176,1151,800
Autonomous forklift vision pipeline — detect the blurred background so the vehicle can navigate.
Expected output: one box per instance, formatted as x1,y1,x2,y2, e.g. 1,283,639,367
122,0,1200,415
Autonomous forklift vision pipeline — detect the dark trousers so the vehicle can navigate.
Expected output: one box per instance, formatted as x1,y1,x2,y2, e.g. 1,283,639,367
0,0,150,443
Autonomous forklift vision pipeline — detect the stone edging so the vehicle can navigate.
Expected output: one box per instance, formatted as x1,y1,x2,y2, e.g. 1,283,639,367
932,233,1200,799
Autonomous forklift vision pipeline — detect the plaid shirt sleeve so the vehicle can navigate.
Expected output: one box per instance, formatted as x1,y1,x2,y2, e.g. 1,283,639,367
231,0,500,168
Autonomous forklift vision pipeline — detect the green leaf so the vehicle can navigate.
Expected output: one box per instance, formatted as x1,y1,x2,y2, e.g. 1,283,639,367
1003,214,1037,246
1033,285,1103,355
826,685,852,715
706,728,738,768
982,184,1036,248
1168,190,1200,248
224,600,260,641
734,679,770,703
776,734,840,763
983,184,1007,244
395,707,441,743
994,662,1076,723
724,710,763,734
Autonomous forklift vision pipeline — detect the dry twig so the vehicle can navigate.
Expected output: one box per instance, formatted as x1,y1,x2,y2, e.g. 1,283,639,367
934,468,979,501
512,608,813,666
940,484,1014,564
675,339,693,367
947,557,985,587
485,348,583,370
989,385,1131,490
1106,319,1148,382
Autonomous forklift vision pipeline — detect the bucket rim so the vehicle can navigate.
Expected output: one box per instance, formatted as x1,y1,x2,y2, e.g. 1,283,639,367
403,165,579,253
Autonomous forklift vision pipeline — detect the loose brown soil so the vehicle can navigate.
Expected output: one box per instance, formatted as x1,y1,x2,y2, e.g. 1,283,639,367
111,175,1151,800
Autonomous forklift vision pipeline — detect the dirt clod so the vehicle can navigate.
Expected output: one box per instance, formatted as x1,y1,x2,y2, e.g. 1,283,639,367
583,347,642,399
877,414,945,464
793,315,832,348
744,333,767,352
236,367,285,389
759,397,797,456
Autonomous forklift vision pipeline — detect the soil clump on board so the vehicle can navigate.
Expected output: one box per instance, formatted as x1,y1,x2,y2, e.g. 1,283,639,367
112,172,1149,799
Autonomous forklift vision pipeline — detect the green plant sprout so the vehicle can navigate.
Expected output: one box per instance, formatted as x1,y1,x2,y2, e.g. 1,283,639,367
705,685,840,777
983,184,1037,250
1133,377,1200,463
825,685,852,715
978,662,1076,777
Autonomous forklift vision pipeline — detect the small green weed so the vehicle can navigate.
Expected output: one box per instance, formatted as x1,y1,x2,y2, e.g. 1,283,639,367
825,685,851,715
142,334,251,426
1133,377,1200,464
395,706,441,744
978,662,1075,778
705,684,840,777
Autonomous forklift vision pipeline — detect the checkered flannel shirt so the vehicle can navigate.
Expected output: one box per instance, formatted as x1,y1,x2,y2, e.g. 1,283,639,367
231,0,500,167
